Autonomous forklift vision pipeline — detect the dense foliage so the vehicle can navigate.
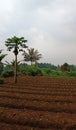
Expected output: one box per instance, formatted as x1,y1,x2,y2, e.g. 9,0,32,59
37,63,57,70
1,63,76,78
61,63,70,72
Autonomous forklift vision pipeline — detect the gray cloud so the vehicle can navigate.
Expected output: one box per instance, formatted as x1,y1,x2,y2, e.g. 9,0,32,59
0,0,76,65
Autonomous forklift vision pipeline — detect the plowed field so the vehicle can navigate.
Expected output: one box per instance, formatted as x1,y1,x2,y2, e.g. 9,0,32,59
0,76,76,130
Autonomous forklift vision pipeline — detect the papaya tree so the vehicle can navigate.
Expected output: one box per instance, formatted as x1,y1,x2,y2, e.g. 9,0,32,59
5,36,27,83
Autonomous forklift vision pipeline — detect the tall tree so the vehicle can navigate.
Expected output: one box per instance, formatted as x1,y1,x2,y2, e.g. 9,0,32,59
61,63,70,72
23,48,42,65
0,50,6,74
5,36,27,83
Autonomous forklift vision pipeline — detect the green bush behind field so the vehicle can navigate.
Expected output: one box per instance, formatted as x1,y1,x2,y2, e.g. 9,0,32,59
20,65,42,76
1,64,76,77
19,65,76,77
2,70,14,77
46,70,76,77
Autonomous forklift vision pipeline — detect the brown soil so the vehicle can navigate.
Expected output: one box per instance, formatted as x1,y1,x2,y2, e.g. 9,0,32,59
0,76,76,130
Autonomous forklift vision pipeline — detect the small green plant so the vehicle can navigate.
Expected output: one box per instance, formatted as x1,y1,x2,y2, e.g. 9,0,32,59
2,70,14,77
23,65,43,76
0,77,4,84
29,66,42,76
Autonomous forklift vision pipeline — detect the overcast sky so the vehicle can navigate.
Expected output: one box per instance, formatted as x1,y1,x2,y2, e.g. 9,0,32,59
0,0,76,65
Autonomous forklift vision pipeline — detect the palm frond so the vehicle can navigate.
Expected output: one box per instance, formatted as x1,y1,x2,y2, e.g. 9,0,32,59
23,48,42,64
0,54,7,62
5,36,27,53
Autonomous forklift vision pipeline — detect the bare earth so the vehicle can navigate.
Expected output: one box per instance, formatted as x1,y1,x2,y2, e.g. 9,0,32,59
0,76,76,130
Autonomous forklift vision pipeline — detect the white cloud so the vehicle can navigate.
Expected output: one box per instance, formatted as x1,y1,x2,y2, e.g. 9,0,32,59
0,0,76,65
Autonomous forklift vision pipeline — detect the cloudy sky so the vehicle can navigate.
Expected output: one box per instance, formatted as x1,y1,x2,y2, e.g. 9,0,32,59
0,0,76,65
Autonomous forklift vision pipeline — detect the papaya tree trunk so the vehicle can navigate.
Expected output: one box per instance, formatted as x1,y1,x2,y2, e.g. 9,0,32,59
14,54,17,83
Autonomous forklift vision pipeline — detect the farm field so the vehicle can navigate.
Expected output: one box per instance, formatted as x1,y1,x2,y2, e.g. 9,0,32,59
0,76,76,130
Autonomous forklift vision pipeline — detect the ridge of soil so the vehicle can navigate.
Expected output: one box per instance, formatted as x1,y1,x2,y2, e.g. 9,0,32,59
0,76,76,130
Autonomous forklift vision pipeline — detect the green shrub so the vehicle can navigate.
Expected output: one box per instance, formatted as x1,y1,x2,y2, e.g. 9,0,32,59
0,77,4,84
30,69,42,76
40,69,76,77
67,71,76,77
2,70,14,77
40,68,50,76
22,65,43,76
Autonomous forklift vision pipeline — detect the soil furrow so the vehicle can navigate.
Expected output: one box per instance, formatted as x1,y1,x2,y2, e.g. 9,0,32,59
0,106,76,129
0,92,76,102
0,89,76,96
0,95,74,103
0,98,76,113
0,76,76,129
